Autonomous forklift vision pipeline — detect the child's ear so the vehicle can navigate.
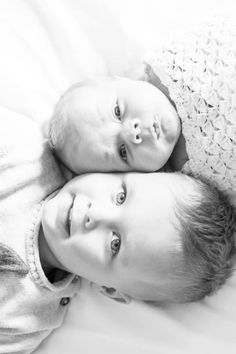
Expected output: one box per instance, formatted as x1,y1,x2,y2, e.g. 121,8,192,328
90,283,131,304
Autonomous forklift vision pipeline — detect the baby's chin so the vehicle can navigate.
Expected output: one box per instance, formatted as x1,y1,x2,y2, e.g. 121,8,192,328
151,148,176,172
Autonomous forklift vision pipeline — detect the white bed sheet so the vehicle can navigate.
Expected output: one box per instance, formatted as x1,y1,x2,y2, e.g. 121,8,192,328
0,0,236,353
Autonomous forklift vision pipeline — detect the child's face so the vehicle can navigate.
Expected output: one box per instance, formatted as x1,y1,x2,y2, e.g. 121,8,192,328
42,172,185,301
54,78,180,173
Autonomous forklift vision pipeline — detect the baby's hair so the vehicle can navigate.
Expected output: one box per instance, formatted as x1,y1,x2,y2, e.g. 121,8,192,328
48,82,86,150
169,173,236,303
48,77,117,150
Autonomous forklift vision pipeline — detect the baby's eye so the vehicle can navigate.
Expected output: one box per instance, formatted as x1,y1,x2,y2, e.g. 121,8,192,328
116,189,126,205
119,144,127,161
114,103,121,120
111,232,121,256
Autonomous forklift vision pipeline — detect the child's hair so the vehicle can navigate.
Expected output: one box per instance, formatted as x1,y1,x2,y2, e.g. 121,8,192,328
155,173,236,304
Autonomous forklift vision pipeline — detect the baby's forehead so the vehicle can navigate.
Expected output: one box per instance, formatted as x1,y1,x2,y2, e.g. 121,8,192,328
85,77,140,92
85,77,117,89
68,77,149,101
67,78,116,99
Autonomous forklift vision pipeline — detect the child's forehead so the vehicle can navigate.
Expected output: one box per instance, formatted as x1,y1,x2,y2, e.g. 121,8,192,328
119,245,186,302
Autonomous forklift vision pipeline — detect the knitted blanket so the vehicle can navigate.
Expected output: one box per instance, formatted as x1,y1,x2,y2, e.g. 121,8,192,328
145,17,236,194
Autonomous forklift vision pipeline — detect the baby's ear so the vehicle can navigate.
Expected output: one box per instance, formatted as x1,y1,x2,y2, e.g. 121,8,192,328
90,283,131,304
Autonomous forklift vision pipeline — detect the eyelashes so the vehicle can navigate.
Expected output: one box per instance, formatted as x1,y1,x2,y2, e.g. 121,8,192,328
119,144,127,162
111,181,126,256
115,181,126,205
113,100,128,164
114,102,121,121
111,232,121,256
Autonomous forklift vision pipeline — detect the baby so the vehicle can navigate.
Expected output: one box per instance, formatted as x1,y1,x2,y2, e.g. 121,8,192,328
48,76,181,174
48,18,236,199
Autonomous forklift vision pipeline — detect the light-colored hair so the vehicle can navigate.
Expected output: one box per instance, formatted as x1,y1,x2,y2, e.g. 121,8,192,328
48,82,86,150
148,173,236,304
49,78,117,151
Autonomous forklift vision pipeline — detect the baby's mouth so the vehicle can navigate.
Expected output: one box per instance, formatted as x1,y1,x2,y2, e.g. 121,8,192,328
153,116,160,140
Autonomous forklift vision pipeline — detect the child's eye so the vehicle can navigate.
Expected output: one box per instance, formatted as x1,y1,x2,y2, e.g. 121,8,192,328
116,189,126,205
119,144,127,161
111,232,121,256
114,103,121,120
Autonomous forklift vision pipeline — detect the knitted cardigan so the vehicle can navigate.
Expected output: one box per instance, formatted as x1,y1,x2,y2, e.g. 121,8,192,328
0,112,80,354
144,17,236,194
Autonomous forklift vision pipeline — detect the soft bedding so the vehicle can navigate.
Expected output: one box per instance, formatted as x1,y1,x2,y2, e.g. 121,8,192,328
0,0,236,353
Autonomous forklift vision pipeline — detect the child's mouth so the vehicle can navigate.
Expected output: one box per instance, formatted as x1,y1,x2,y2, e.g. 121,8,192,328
66,195,75,235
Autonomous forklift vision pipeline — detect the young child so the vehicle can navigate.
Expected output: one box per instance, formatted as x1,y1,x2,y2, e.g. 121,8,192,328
48,17,236,199
1,110,236,354
41,171,236,305
3,172,236,353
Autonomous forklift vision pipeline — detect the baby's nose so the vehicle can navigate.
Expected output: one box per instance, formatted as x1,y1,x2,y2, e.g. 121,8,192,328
123,118,142,144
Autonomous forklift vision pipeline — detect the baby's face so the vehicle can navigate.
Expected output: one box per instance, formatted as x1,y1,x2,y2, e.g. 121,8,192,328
42,172,185,301
53,77,180,173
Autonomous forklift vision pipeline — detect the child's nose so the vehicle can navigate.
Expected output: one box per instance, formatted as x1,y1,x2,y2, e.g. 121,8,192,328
122,118,142,145
84,202,114,230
